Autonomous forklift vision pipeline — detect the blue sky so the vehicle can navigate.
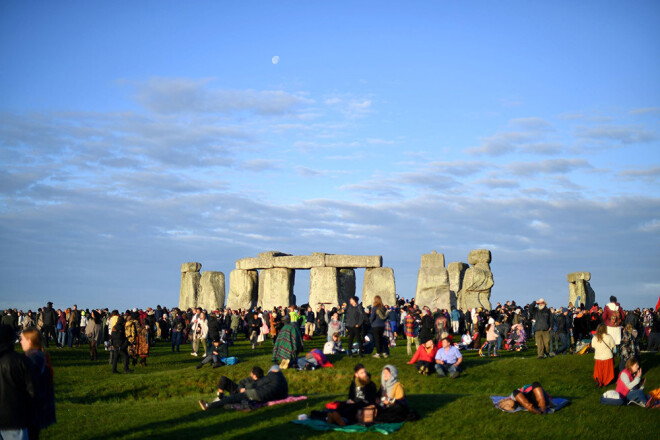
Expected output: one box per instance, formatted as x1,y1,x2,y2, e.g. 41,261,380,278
1,1,659,311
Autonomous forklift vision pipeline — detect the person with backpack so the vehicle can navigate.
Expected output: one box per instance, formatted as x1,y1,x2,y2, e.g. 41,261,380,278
602,296,625,346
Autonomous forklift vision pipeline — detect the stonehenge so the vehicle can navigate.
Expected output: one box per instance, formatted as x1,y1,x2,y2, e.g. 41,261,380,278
179,263,226,311
192,252,395,311
415,249,494,312
567,272,595,308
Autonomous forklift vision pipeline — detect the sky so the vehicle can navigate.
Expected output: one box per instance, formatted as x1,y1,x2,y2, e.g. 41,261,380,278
1,1,659,311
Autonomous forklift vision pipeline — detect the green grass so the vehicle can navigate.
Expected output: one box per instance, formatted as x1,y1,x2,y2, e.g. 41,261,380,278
39,336,660,440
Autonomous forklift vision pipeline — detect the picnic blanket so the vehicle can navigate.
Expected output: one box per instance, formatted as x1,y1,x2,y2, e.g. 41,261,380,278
292,419,403,435
223,395,307,411
490,396,570,413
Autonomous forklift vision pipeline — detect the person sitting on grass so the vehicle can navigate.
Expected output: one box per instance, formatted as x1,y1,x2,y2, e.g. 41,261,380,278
323,332,344,355
196,334,229,369
213,366,264,401
457,332,473,350
497,382,551,414
374,364,411,423
407,339,437,375
199,365,287,411
616,357,648,407
435,336,463,378
326,363,378,426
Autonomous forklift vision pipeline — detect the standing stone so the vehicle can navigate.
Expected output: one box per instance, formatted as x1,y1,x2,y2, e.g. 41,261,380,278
309,267,340,310
414,251,451,310
259,268,295,310
338,269,356,305
447,262,468,309
227,269,258,310
458,249,494,311
567,272,594,308
198,271,225,310
179,262,201,310
362,267,396,307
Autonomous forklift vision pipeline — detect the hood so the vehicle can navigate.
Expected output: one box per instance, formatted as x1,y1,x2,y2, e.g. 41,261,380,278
606,302,619,311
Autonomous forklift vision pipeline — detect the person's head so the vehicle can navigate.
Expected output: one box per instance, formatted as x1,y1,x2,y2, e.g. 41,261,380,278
250,366,264,381
610,296,617,304
331,312,339,321
536,298,546,309
332,332,340,342
20,328,42,352
423,339,434,349
350,296,359,306
497,398,518,412
625,323,634,333
353,363,369,383
625,357,640,374
373,295,383,309
596,323,607,341
441,337,451,349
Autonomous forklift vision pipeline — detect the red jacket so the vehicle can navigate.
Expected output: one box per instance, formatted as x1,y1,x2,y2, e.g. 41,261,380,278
602,303,624,327
408,344,437,364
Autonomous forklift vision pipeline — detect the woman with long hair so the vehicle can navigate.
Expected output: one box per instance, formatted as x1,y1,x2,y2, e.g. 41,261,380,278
591,323,616,387
20,328,56,439
370,296,388,358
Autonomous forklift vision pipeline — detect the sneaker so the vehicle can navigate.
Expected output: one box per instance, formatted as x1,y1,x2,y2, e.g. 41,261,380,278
382,353,389,358
190,352,197,356
196,364,203,369
450,372,460,379
373,353,381,358
198,400,208,411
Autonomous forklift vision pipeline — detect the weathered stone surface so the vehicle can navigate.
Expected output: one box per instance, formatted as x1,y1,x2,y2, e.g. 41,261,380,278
309,267,340,310
567,272,591,283
568,277,595,308
181,262,202,273
258,268,295,310
467,249,492,265
198,271,225,310
227,269,258,310
236,253,381,270
325,254,382,268
448,262,468,309
420,251,445,268
179,270,201,310
459,266,494,311
414,266,450,310
362,267,396,307
338,269,356,305
474,262,491,271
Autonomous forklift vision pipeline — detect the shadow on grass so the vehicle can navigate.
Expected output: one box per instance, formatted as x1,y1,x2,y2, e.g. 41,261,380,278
65,386,149,404
85,395,329,440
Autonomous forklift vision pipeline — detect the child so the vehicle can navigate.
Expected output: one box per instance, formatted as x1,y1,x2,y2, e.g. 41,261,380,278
485,318,499,357
616,357,648,406
323,332,344,355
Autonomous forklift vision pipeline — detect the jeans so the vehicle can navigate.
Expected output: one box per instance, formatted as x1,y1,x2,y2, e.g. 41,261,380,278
67,327,79,347
346,326,363,355
496,336,503,351
452,321,459,334
372,326,385,354
625,389,648,405
556,333,570,354
171,331,182,351
487,341,498,356
57,332,66,347
435,363,459,376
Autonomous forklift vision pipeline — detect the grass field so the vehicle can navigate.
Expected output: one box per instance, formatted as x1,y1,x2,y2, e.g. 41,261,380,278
38,335,660,439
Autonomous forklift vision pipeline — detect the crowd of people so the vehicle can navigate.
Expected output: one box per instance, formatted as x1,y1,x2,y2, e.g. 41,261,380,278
1,293,659,437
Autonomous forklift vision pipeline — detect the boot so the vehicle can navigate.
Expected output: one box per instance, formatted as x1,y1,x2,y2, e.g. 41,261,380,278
533,387,547,414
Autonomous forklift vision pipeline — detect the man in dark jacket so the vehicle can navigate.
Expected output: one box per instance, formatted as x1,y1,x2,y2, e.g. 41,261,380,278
345,296,365,357
532,298,552,359
0,324,36,438
200,365,288,410
41,302,58,348
553,308,572,355
110,317,131,374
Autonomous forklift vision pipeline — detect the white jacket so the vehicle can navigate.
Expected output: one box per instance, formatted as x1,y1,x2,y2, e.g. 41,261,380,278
192,318,208,339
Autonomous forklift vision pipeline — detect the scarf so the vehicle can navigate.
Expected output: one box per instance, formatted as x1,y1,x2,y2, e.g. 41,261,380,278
381,364,399,399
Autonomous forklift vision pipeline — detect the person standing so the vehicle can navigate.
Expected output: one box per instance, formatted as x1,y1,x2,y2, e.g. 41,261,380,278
553,308,572,355
111,317,130,374
84,311,103,361
66,305,80,348
56,310,67,348
602,296,625,347
370,296,388,358
533,298,552,359
0,325,36,440
191,312,208,356
19,328,56,439
591,324,616,387
40,303,57,348
404,307,420,356
345,296,365,357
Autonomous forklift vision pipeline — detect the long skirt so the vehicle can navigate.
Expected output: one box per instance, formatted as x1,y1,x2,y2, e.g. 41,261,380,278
606,326,621,345
594,358,614,387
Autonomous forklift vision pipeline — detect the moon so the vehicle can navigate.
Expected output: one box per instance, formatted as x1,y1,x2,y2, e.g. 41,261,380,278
272,55,279,65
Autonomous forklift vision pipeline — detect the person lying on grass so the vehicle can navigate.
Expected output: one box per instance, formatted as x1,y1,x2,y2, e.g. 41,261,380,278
497,382,551,414
407,339,437,375
198,365,287,411
325,363,378,426
435,337,463,378
616,357,649,407
195,335,229,369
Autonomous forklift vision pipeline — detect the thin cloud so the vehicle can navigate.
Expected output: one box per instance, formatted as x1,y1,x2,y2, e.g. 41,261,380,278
507,158,592,176
575,125,656,145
